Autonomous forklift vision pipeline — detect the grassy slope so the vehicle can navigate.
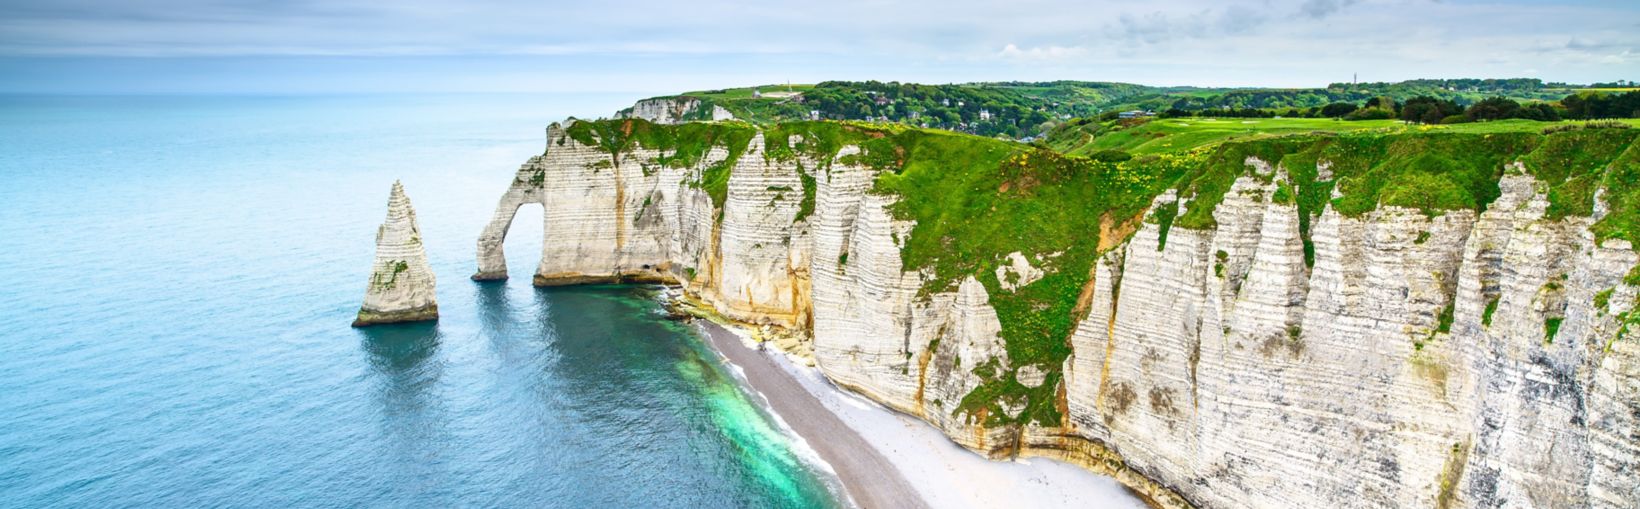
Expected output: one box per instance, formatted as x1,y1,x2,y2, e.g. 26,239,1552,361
1048,117,1640,156
556,117,1640,428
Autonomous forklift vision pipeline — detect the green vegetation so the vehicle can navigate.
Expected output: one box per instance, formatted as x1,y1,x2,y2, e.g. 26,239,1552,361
1155,124,1640,253
1545,317,1564,344
795,170,818,222
371,260,409,291
1482,297,1500,327
563,118,758,211
632,81,1155,138
1436,300,1456,333
1152,198,1179,251
626,78,1640,143
1148,78,1568,114
866,133,1187,427
1046,116,1640,158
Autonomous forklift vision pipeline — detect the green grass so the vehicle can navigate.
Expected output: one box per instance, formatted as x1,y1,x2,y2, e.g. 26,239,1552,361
1163,126,1638,237
1047,117,1640,157
677,84,816,100
1482,297,1500,327
869,132,1187,427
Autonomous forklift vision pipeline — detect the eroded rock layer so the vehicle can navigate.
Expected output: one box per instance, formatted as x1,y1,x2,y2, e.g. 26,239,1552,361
355,181,437,326
476,118,1640,509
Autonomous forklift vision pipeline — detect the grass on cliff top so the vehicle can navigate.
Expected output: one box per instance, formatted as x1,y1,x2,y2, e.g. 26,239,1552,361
1163,125,1640,268
675,84,816,100
863,129,1191,427
562,118,759,211
1046,117,1640,158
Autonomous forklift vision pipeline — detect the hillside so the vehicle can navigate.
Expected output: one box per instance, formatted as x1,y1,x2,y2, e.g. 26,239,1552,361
615,78,1624,140
1045,117,1640,157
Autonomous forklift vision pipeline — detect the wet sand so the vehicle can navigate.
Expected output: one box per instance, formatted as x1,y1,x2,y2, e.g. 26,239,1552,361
697,321,929,509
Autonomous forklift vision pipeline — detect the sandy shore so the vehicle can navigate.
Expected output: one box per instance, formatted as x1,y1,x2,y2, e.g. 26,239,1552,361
698,320,928,508
696,320,1147,509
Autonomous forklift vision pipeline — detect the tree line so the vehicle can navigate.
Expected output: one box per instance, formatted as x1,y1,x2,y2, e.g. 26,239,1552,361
1153,90,1640,123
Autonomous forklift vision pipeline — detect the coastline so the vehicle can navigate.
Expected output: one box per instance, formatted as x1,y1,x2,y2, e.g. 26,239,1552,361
693,317,928,509
687,309,1149,509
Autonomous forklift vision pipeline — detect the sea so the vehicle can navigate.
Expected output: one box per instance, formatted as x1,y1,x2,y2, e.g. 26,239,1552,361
0,94,844,508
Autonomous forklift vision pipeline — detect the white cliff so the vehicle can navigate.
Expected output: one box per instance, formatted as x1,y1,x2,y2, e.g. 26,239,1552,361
476,119,1640,509
617,97,735,124
354,181,438,326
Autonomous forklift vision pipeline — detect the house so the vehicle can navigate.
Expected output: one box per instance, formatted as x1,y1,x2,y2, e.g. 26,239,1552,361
978,109,992,121
752,89,762,98
1118,110,1152,119
810,110,821,121
874,95,891,106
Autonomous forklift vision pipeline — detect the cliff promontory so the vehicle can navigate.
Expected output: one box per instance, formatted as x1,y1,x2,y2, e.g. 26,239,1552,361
475,117,1640,508
355,181,438,327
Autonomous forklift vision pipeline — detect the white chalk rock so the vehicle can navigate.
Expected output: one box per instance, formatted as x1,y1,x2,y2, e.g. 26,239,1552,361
354,181,437,326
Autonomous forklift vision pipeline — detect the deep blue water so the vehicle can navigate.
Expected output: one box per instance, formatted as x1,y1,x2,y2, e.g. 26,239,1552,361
0,95,841,508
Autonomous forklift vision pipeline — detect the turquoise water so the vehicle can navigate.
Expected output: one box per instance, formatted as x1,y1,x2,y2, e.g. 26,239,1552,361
0,95,842,508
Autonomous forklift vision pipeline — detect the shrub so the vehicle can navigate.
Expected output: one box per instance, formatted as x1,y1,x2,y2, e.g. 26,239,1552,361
1345,108,1395,121
1090,149,1133,162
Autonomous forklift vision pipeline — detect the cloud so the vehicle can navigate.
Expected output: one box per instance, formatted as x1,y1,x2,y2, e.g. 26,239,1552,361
1298,0,1359,19
997,43,1087,61
1110,4,1272,46
1,0,1638,92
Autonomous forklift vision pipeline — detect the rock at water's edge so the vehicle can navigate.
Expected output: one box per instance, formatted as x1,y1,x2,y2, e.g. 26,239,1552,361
353,181,438,327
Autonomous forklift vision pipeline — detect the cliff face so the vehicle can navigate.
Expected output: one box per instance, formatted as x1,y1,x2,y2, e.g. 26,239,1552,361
476,119,1640,509
355,181,437,326
617,97,736,125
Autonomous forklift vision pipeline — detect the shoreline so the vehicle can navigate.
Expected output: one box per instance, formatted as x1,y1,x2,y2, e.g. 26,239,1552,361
693,319,928,509
689,315,1149,509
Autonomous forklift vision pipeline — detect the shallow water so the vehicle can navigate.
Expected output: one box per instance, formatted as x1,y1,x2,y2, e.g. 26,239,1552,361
0,94,841,508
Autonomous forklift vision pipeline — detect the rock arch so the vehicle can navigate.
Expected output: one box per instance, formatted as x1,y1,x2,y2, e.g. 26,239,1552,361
472,146,551,281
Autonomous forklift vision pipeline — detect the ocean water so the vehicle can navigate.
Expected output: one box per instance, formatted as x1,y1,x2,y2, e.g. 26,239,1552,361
0,94,842,508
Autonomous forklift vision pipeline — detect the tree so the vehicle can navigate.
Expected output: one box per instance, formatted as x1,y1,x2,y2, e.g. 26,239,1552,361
1400,96,1464,124
1321,102,1359,118
1465,97,1522,121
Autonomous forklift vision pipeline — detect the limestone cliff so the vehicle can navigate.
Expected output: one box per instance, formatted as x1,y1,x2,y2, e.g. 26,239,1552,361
476,118,1640,508
617,97,735,124
355,181,437,327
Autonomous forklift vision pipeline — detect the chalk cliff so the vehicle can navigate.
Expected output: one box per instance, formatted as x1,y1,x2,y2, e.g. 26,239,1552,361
476,118,1640,508
617,97,735,125
355,181,438,327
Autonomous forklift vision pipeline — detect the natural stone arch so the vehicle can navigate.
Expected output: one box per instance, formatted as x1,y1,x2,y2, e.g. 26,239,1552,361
473,153,549,281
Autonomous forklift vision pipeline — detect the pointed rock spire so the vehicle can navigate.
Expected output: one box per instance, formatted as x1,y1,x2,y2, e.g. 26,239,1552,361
353,180,438,327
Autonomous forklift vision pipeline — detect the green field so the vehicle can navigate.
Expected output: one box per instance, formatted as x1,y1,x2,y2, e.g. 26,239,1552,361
677,84,816,100
1047,117,1640,156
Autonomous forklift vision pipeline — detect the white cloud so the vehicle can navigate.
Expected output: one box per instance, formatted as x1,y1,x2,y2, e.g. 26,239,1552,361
997,44,1087,61
0,0,1637,91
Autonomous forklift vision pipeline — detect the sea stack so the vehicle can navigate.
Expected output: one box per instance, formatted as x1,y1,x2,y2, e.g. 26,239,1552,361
353,181,438,327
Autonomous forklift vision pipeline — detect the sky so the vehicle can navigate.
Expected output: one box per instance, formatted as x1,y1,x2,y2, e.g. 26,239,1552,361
0,0,1636,95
